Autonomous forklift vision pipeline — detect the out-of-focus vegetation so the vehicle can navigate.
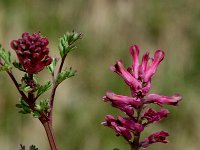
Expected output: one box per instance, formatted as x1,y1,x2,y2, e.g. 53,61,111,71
0,0,199,149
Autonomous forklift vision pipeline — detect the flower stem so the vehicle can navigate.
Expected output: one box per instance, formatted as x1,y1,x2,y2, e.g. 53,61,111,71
48,54,67,124
131,105,143,150
40,118,58,150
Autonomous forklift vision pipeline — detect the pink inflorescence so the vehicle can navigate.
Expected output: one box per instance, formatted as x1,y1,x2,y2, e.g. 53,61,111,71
10,32,52,74
102,45,182,149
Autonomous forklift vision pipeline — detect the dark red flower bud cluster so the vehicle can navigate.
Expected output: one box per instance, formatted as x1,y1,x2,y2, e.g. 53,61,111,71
10,32,52,74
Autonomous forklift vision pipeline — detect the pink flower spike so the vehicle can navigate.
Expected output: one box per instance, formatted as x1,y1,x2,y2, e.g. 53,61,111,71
144,50,165,82
140,131,169,148
110,60,142,91
103,91,142,107
146,94,182,106
129,45,140,79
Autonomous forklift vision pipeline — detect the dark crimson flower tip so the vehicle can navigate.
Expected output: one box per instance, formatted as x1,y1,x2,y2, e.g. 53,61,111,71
10,32,52,74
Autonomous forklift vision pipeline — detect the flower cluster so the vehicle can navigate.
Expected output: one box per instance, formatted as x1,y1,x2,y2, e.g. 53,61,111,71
10,32,52,74
102,45,182,149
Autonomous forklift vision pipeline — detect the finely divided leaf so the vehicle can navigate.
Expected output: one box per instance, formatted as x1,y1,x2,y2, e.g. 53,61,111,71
0,45,12,71
36,81,52,96
13,61,24,71
56,67,76,84
58,31,82,58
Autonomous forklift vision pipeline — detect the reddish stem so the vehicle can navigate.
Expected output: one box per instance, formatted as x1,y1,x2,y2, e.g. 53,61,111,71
40,118,58,150
48,55,67,123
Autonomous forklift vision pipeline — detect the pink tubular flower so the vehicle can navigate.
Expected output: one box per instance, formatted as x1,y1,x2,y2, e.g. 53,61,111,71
110,101,134,116
102,115,144,140
140,131,169,148
117,116,144,133
129,45,140,79
146,94,182,106
143,50,165,82
10,32,52,74
102,115,132,140
110,60,142,91
142,108,170,125
103,91,142,107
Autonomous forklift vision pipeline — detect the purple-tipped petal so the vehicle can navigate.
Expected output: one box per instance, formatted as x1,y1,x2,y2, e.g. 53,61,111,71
129,45,140,79
146,94,182,106
144,50,165,82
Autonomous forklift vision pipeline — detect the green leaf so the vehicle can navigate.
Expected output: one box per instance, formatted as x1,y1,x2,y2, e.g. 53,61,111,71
36,81,52,96
58,31,82,58
16,99,32,114
46,58,57,73
113,148,120,150
16,103,22,108
0,45,12,71
56,67,76,84
33,75,38,85
20,144,25,150
19,82,32,93
32,111,41,118
13,61,24,71
19,144,38,150
35,99,50,113
29,145,38,150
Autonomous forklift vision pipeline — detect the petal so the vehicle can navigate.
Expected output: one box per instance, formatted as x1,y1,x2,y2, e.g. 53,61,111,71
139,52,150,78
142,108,170,124
103,91,142,107
129,45,140,79
146,93,182,106
118,126,132,140
111,101,134,115
110,60,142,90
144,50,165,82
140,131,169,148
118,116,144,132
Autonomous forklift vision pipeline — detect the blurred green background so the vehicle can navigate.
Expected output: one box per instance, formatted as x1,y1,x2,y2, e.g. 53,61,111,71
0,0,199,149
